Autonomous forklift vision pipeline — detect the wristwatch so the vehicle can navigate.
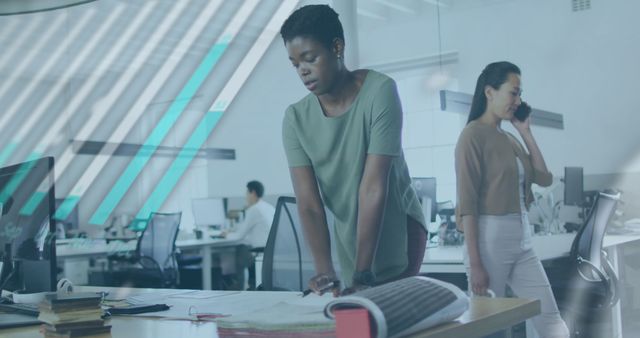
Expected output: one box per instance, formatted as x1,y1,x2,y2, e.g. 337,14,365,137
352,270,376,286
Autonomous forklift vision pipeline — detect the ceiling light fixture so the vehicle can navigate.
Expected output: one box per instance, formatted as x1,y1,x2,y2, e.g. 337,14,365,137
426,0,452,90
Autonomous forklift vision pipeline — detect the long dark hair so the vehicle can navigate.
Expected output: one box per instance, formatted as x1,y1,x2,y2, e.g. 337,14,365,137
467,61,521,124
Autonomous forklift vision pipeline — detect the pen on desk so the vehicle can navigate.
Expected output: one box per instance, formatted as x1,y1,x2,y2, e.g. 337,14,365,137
302,280,340,297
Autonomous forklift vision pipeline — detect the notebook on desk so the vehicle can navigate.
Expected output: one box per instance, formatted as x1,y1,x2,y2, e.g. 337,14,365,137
0,313,41,329
0,302,40,316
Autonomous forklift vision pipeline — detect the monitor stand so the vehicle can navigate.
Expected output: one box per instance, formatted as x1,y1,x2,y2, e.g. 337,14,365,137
21,259,55,293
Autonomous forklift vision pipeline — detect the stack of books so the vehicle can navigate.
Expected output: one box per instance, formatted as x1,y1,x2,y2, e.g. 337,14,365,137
38,292,111,338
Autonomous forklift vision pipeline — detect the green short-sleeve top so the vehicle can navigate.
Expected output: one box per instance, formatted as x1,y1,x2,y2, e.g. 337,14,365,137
282,70,425,283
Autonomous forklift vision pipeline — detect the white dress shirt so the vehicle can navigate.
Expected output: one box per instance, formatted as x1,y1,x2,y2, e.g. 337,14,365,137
227,199,275,248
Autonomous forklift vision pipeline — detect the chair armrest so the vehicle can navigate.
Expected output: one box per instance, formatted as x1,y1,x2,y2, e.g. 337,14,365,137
250,247,265,254
601,250,620,307
577,256,611,303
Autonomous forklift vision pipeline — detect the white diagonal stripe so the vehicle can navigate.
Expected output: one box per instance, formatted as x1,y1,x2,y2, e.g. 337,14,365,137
210,1,295,112
0,18,25,68
0,15,59,119
31,1,190,156
56,0,224,195
0,17,44,96
136,0,299,219
0,10,97,143
77,0,261,223
10,3,153,150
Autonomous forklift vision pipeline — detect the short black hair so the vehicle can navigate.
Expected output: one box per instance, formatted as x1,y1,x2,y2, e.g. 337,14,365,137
280,4,344,49
247,180,264,198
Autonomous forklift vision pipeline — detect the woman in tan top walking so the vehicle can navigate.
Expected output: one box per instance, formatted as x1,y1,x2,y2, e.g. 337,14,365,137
455,61,569,338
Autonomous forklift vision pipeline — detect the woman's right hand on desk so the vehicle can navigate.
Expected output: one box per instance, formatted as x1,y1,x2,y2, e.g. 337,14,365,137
470,263,490,296
308,272,341,297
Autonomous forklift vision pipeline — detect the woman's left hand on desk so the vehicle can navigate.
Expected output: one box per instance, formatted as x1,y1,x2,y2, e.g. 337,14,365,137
340,284,370,296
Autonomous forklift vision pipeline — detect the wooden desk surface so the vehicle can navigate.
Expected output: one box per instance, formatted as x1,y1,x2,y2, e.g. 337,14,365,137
410,297,540,338
1,290,540,338
0,316,218,338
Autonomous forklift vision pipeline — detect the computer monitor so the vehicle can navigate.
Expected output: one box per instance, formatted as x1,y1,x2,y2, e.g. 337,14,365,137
411,177,437,222
564,167,584,206
191,198,226,228
0,157,56,293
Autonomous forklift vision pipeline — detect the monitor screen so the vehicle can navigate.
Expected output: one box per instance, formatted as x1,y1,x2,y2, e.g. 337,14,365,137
411,177,437,222
191,198,226,228
0,157,56,292
564,167,584,206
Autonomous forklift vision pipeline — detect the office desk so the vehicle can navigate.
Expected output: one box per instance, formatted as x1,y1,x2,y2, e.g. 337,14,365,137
421,233,640,338
1,287,540,338
420,233,640,274
410,297,540,338
421,233,578,274
56,237,243,290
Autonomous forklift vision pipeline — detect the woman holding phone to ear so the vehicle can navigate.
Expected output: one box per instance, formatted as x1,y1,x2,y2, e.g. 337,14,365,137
455,61,569,337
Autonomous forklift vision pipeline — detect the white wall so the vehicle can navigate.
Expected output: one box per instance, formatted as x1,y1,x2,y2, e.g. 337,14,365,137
354,0,640,222
204,0,357,201
32,0,637,228
444,0,640,176
385,65,463,206
199,0,640,209
205,36,304,200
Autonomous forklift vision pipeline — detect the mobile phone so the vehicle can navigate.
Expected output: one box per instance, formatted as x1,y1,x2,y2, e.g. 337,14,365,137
513,101,532,121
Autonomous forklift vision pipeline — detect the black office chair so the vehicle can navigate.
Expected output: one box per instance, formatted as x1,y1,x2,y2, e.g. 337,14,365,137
260,196,338,292
550,190,621,337
107,212,182,288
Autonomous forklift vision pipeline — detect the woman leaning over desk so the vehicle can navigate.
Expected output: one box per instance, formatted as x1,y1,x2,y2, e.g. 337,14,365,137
455,61,569,338
280,5,426,296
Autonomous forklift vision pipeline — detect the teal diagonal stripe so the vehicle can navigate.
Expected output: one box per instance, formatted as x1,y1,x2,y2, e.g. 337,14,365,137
86,41,229,225
53,195,80,220
136,110,223,219
0,143,19,168
19,191,47,216
0,153,41,205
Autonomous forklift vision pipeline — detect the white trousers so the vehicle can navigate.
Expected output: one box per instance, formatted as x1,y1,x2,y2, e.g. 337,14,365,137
463,215,569,338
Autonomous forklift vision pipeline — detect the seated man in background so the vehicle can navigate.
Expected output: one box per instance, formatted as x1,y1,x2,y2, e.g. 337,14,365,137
220,180,275,289
224,180,276,247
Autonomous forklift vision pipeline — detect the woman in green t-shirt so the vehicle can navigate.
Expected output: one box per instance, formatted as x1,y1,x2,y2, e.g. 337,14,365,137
279,5,427,295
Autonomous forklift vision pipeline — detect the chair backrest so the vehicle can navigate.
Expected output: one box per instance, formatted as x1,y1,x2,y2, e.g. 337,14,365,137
570,190,620,268
261,196,339,292
137,212,181,272
568,190,621,308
